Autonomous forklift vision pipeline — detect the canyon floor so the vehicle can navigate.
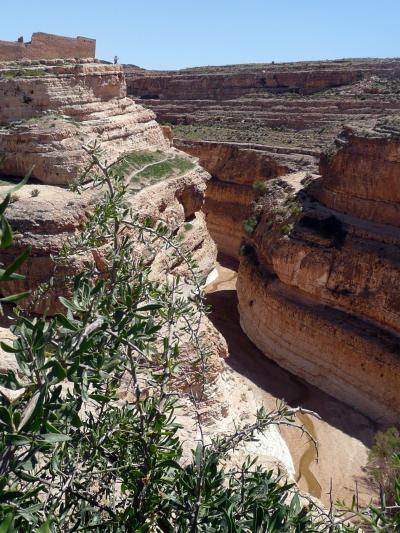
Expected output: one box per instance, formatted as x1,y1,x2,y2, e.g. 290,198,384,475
206,257,380,507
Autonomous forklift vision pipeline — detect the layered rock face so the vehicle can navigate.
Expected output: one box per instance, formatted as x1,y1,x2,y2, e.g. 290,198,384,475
0,58,216,312
125,59,400,99
175,139,316,258
128,59,400,265
0,54,294,479
237,121,400,423
125,59,400,155
316,120,400,226
0,159,216,314
0,184,96,314
0,60,168,184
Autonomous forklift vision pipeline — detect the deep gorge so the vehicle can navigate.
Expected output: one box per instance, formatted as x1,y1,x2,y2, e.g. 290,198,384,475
1,48,400,513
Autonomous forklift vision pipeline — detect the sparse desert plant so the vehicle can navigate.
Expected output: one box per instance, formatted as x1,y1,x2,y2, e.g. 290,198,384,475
252,179,269,193
243,215,259,234
366,427,400,505
291,204,303,217
30,188,40,197
280,223,293,235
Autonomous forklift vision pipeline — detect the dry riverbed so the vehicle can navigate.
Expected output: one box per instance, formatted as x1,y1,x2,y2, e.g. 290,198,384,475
206,257,380,507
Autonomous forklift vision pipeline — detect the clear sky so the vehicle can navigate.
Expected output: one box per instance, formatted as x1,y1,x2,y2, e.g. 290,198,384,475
2,0,399,69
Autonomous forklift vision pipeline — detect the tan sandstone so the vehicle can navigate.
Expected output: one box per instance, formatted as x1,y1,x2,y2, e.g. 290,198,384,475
0,61,169,185
237,121,400,423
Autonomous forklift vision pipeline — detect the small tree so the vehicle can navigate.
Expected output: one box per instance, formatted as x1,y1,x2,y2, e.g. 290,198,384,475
0,145,398,531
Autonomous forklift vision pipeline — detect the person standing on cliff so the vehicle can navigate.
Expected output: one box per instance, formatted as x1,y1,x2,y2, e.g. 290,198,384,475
114,55,119,64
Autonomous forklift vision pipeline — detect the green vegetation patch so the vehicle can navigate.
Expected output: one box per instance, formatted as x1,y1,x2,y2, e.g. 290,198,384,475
0,68,48,79
113,150,195,194
113,150,165,176
170,123,332,151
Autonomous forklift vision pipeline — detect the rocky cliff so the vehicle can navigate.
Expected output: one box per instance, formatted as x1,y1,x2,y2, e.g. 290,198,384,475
0,60,168,185
0,54,297,479
124,59,400,156
175,139,316,258
0,58,216,311
236,120,400,423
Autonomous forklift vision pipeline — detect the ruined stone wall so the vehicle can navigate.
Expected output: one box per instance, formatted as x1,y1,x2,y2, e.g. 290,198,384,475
0,32,95,61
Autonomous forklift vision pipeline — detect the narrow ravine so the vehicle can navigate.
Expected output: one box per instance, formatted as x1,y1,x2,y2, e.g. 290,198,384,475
206,256,380,507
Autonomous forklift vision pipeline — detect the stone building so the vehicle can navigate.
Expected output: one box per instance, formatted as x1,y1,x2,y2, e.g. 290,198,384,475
0,32,96,61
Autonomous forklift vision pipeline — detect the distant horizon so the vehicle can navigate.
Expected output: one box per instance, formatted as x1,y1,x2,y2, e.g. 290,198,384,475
124,56,400,72
3,0,399,70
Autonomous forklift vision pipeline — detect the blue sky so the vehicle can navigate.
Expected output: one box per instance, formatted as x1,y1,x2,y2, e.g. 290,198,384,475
2,1,399,69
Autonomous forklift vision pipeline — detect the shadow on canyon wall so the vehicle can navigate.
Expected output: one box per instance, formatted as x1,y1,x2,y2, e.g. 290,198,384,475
206,255,380,450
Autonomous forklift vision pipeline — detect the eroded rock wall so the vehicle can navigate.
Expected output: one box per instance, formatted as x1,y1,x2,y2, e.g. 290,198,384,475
174,139,316,258
124,59,400,154
125,59,400,99
237,122,400,423
0,61,168,185
0,59,215,311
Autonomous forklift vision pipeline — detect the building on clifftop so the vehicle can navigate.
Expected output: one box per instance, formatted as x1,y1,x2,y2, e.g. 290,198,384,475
0,32,96,61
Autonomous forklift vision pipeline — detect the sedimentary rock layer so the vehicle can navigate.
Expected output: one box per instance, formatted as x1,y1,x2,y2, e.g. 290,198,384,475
125,59,400,99
237,121,400,423
0,165,216,314
0,61,168,185
316,121,400,226
124,59,400,154
237,258,400,424
175,139,316,258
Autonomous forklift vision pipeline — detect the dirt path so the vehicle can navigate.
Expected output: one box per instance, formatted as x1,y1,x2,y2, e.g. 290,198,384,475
126,153,174,182
205,257,380,507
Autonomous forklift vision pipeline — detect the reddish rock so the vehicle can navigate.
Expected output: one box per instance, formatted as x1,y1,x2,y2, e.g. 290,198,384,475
175,139,308,258
237,122,400,423
317,123,400,226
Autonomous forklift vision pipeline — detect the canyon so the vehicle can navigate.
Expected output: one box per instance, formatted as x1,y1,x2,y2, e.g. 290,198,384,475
1,39,399,510
0,48,296,494
126,60,400,422
126,59,400,501
124,58,400,151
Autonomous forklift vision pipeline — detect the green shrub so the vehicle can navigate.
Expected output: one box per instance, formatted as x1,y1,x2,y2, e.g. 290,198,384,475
290,204,303,217
366,427,400,505
0,144,398,531
243,215,259,234
280,223,293,236
252,180,269,193
1,68,47,79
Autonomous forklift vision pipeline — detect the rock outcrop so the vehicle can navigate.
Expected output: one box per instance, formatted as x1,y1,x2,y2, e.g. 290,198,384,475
316,120,400,226
0,184,97,314
125,59,400,99
0,58,215,312
125,59,400,156
0,60,168,185
0,160,216,314
0,48,298,485
175,139,317,258
237,120,400,423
